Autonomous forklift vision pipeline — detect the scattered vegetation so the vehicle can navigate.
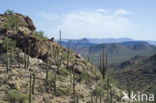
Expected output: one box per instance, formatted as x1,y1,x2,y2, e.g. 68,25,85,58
3,10,19,32
33,31,48,40
78,72,91,84
58,66,69,76
8,90,28,103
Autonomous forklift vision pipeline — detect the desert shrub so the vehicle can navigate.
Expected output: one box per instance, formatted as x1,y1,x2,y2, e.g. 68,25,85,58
47,71,55,86
55,89,64,96
63,87,71,96
33,31,48,40
78,72,91,84
82,59,88,65
3,13,19,31
2,38,16,49
58,66,69,76
4,9,14,15
8,90,28,103
39,85,46,93
93,86,104,96
102,74,119,88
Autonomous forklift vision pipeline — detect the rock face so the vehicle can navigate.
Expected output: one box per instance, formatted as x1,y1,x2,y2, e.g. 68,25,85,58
25,16,36,31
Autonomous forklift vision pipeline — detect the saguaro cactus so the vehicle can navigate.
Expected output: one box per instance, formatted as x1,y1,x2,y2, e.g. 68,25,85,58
45,55,49,82
66,43,70,69
29,74,32,103
70,69,78,96
54,71,56,94
59,30,62,46
75,95,79,103
9,47,13,62
91,97,94,103
17,48,20,68
6,37,9,73
87,56,90,62
27,39,31,68
32,73,36,94
24,47,27,69
100,95,102,103
127,77,132,101
101,47,107,80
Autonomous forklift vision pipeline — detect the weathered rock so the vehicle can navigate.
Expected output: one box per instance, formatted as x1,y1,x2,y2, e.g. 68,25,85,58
29,57,43,66
25,16,36,31
19,52,26,63
75,54,82,59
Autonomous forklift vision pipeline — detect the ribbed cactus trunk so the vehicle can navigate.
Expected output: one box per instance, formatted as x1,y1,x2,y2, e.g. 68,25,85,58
127,77,132,103
91,97,94,103
100,53,102,73
95,86,98,103
66,43,70,69
87,56,90,62
101,47,107,80
32,73,35,94
73,71,77,96
27,39,31,68
17,48,20,68
100,95,102,103
10,47,13,62
24,47,27,69
109,83,113,103
29,74,32,103
70,69,77,97
6,37,9,73
76,95,79,103
54,71,56,94
107,74,110,102
46,59,49,82
59,30,61,46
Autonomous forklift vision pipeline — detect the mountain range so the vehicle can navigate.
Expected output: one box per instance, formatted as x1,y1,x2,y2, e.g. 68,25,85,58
111,54,156,93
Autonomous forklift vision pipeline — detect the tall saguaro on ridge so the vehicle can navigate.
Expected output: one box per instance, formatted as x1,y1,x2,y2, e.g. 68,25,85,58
101,47,107,80
59,30,62,46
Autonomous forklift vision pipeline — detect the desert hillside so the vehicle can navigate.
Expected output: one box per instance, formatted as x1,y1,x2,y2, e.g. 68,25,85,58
0,10,122,103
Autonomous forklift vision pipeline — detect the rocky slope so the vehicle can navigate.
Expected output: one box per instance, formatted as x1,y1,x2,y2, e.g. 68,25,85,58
0,12,122,103
113,54,156,93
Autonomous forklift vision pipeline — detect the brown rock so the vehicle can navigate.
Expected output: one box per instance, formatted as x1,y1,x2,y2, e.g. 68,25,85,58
75,54,82,59
25,16,36,31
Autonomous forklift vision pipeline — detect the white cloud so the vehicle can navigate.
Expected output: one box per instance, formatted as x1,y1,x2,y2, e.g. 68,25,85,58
38,9,137,39
40,13,59,21
113,9,132,15
96,9,109,13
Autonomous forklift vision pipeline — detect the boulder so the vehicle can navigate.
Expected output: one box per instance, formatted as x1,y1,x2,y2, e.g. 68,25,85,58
75,54,82,59
29,57,43,66
19,52,26,63
25,16,36,31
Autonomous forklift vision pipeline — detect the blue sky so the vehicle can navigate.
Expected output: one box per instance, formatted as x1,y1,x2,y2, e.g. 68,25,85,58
1,0,156,40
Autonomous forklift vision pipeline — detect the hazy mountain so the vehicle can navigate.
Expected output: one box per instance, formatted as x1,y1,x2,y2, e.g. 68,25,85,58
113,54,156,93
87,38,133,43
62,38,156,45
70,41,156,64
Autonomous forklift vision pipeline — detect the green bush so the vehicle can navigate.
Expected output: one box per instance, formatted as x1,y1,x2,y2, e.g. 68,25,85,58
78,72,91,84
102,74,119,88
3,14,19,31
4,9,14,15
94,86,104,96
39,85,46,93
33,31,48,40
82,59,88,65
8,90,28,103
63,87,71,96
48,72,55,86
58,66,69,76
55,89,64,96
